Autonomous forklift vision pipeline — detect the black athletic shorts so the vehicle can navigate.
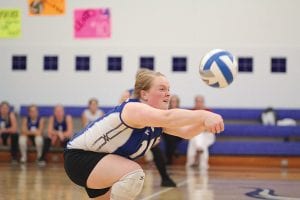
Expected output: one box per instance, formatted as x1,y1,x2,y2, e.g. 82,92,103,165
64,149,110,198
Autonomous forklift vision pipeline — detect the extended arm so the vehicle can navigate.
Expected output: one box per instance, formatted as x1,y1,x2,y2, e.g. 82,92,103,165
121,102,223,139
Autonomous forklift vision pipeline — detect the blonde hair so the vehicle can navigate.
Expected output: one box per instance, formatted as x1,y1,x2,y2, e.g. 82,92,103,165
134,69,165,99
88,98,98,105
27,104,38,112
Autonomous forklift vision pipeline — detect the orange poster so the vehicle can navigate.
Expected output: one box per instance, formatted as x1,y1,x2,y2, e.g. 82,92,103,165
28,0,65,15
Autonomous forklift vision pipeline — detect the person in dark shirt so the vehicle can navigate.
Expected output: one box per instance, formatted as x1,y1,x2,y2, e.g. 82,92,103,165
40,104,73,164
19,104,45,164
0,101,19,163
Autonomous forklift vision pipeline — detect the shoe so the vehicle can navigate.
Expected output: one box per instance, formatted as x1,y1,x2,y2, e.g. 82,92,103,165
20,160,27,164
161,177,177,187
37,158,46,166
200,163,209,170
11,159,18,165
190,164,199,168
166,159,173,166
20,156,27,164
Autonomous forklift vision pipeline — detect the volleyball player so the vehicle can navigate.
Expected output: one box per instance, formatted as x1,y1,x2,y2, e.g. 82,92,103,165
19,104,45,164
164,95,182,165
120,89,176,187
40,104,73,163
0,101,19,163
64,69,224,200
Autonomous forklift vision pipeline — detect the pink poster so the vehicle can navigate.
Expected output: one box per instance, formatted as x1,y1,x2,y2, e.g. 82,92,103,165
74,8,111,38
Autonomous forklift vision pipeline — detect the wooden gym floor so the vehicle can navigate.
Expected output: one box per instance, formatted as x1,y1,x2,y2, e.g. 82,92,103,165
0,162,300,200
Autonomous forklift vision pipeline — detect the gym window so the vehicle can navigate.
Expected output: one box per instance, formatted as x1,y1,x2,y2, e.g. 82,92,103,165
271,57,286,73
238,57,253,72
76,56,90,71
108,56,122,71
12,55,27,71
44,56,58,71
172,57,187,72
140,57,154,70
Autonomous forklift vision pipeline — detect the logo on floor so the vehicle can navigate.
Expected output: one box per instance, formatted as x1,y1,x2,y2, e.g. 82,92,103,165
246,188,300,200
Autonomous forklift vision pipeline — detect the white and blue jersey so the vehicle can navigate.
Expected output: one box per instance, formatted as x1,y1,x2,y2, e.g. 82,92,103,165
54,116,67,132
27,117,40,132
67,99,162,160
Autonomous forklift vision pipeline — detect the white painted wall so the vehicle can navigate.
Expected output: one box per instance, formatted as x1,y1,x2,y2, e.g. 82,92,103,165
1,0,300,110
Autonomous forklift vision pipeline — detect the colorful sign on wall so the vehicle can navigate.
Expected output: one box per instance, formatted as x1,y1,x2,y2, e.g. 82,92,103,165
28,0,65,15
0,9,21,38
74,8,111,38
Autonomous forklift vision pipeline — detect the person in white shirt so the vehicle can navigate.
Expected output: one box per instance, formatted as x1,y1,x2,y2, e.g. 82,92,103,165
186,95,216,170
82,98,104,127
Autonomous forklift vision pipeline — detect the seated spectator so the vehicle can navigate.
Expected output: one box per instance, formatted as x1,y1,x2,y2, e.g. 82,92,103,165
260,107,297,126
186,95,215,170
0,101,19,163
163,95,182,165
260,107,277,125
19,105,45,164
41,104,73,163
119,89,134,103
81,98,104,127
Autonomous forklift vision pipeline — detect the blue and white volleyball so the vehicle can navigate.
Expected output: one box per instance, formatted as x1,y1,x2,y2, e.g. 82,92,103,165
199,49,238,88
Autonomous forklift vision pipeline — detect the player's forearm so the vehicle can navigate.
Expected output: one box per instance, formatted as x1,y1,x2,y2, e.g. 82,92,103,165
48,130,56,137
63,130,73,138
164,109,209,128
26,130,36,136
82,117,88,127
4,127,17,133
35,129,43,136
165,123,205,139
164,109,224,135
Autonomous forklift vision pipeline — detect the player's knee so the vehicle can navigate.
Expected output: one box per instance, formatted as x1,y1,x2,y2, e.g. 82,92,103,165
111,169,145,200
19,135,27,146
35,136,43,145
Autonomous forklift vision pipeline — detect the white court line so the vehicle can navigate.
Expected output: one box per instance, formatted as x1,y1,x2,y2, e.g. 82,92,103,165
140,180,189,200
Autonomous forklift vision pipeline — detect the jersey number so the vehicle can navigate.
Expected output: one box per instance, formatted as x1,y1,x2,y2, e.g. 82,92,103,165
129,138,156,159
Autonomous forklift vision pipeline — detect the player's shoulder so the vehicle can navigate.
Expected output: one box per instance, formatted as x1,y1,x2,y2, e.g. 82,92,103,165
119,98,141,109
125,98,140,104
66,114,73,120
122,99,151,112
83,108,89,114
9,111,17,118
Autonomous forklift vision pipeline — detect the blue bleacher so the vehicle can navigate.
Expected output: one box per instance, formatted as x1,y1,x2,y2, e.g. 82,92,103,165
213,108,300,120
172,140,300,156
20,105,114,117
209,141,300,156
221,124,300,137
176,109,300,156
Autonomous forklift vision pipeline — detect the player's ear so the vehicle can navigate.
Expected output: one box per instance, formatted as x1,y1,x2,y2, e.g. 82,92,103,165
141,90,148,101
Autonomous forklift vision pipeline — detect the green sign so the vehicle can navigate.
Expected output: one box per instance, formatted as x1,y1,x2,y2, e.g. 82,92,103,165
0,9,21,38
